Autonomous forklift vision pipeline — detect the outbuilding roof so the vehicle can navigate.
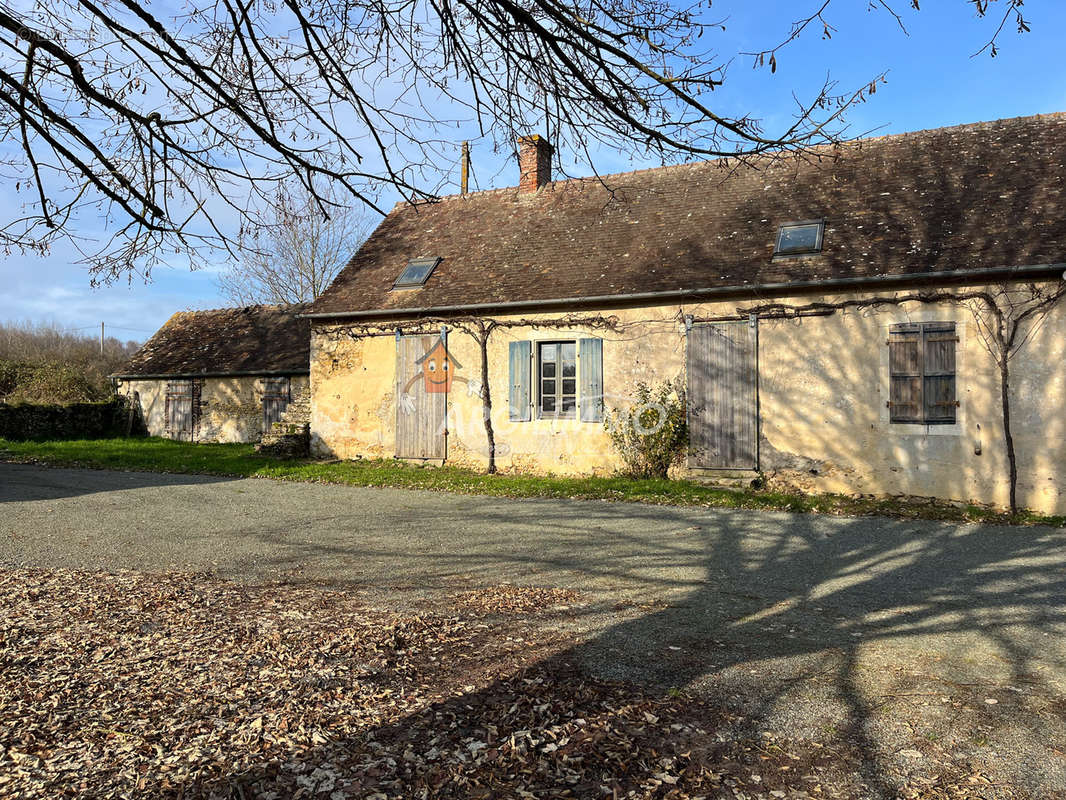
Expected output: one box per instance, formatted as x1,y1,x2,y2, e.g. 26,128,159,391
309,113,1066,319
113,305,310,379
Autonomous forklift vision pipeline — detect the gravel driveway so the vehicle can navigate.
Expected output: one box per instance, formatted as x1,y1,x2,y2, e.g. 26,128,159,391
3,462,1065,793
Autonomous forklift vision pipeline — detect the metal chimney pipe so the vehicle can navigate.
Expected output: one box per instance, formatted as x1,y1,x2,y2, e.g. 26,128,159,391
460,141,470,195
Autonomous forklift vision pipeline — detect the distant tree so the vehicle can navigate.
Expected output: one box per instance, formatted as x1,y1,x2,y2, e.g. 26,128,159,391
216,191,369,305
0,0,1028,280
0,321,141,403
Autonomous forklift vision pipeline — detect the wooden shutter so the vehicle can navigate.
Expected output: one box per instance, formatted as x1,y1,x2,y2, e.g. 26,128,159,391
923,323,957,424
888,322,957,424
888,324,922,423
579,338,603,423
508,341,531,421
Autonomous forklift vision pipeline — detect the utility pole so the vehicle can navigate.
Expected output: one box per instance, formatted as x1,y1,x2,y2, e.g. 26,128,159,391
100,322,104,356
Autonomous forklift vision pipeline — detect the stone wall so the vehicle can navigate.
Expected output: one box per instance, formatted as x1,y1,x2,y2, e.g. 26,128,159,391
117,374,309,444
310,283,1066,515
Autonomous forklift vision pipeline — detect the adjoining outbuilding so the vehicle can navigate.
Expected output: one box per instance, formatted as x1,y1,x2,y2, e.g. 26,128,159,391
304,114,1066,515
112,305,310,443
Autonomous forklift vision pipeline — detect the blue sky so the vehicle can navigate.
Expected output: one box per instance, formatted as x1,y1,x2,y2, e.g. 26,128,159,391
1,0,1062,342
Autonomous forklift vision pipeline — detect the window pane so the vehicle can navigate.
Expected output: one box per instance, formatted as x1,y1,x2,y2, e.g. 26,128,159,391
397,263,431,284
561,343,576,381
776,222,822,255
537,341,578,418
395,257,440,286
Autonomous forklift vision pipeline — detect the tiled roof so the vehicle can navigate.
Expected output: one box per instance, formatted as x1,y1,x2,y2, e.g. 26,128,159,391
310,113,1066,318
114,305,310,378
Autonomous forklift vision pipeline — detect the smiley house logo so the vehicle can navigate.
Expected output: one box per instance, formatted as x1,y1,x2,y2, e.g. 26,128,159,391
400,335,482,416
409,336,463,394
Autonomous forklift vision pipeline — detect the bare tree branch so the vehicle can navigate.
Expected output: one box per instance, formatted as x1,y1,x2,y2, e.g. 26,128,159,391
216,188,370,304
0,0,1032,280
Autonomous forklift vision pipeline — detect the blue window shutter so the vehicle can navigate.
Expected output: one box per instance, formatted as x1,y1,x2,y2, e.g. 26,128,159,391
579,338,603,423
509,340,531,421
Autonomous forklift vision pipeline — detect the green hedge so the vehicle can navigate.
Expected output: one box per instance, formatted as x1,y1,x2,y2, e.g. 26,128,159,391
0,397,145,441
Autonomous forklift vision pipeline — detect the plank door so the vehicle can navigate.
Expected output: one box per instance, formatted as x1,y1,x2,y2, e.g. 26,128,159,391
165,379,195,441
261,377,291,430
687,321,758,470
395,335,447,459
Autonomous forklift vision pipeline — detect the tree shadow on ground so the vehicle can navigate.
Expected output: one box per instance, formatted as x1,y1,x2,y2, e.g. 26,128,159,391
201,499,1066,797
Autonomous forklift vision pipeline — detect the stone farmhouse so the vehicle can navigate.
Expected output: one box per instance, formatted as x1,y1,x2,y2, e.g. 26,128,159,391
114,305,309,443
302,114,1066,515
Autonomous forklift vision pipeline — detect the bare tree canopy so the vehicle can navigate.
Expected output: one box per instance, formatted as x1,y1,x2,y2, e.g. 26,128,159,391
216,189,370,305
0,0,1028,279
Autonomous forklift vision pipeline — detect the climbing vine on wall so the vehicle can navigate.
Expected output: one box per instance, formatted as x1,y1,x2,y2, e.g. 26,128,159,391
735,283,1066,514
322,313,629,473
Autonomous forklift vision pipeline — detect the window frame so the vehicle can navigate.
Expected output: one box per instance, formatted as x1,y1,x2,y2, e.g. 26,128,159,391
773,219,825,257
887,321,958,426
536,339,578,420
392,257,441,289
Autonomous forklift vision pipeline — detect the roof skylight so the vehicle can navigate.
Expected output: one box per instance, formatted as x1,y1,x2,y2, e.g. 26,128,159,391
393,257,441,288
774,220,824,256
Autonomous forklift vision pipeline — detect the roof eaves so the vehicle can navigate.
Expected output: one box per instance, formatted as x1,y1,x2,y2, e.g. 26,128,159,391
300,263,1066,322
110,368,309,380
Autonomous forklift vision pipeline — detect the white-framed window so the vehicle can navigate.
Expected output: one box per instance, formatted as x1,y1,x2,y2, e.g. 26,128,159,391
537,340,577,419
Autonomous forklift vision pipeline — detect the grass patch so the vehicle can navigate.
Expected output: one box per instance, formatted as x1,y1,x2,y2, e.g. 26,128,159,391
1,436,1062,527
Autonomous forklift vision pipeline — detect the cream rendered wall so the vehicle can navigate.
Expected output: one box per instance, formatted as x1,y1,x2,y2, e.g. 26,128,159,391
118,374,309,443
309,286,1066,514
119,379,168,436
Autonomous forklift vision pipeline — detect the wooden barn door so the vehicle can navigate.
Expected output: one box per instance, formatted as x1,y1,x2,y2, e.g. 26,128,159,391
261,377,291,430
687,321,758,470
396,334,447,459
165,379,196,442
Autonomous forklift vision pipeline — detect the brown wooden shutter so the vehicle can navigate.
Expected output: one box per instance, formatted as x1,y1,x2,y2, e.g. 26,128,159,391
888,324,922,423
888,322,957,425
262,377,291,430
923,323,957,424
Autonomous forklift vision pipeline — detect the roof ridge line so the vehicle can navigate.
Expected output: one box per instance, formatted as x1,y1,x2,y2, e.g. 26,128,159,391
401,111,1066,207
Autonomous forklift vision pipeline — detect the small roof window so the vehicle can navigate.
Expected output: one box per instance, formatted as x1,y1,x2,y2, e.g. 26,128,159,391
393,257,441,288
774,220,824,256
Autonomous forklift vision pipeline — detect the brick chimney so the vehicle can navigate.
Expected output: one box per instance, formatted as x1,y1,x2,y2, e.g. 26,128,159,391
518,135,553,193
